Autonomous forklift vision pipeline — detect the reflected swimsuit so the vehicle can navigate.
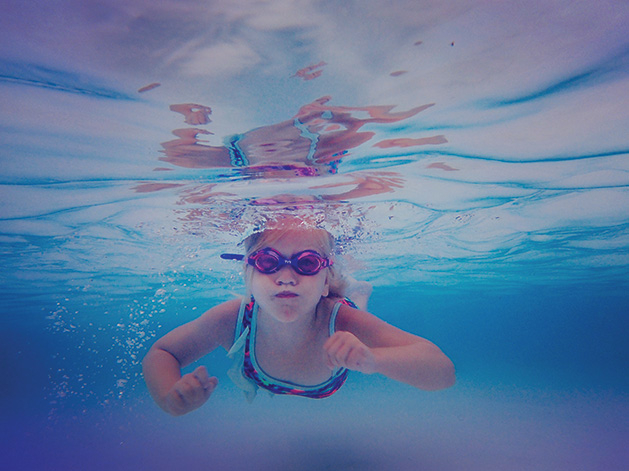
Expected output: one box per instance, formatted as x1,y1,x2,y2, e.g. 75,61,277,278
227,296,357,402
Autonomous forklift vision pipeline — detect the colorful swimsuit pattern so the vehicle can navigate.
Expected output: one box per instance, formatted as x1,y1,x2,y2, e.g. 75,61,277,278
225,123,342,175
227,296,357,402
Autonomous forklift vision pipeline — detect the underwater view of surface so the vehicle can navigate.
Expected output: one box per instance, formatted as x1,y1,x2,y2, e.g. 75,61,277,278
1,1,628,470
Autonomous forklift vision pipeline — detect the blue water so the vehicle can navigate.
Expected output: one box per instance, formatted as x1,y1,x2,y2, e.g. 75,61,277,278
1,1,628,470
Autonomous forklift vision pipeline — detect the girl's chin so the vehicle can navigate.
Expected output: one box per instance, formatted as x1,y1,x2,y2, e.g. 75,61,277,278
263,304,309,323
268,310,301,323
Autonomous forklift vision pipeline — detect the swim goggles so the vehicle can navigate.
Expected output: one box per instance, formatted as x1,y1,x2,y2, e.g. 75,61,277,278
221,247,332,276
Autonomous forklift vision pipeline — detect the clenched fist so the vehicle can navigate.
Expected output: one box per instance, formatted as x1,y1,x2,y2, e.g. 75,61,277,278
324,331,377,374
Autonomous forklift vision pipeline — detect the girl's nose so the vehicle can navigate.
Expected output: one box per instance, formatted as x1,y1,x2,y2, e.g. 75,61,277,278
275,265,298,285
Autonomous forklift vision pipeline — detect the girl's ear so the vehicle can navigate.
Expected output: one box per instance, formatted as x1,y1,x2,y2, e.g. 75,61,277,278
322,273,330,297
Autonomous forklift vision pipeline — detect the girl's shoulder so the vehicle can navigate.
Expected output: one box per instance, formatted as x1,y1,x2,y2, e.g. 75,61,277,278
331,297,387,335
196,297,244,350
324,296,360,326
320,296,355,312
201,297,242,320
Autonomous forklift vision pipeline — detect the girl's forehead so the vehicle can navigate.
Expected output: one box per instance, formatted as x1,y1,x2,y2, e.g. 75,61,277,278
264,229,327,253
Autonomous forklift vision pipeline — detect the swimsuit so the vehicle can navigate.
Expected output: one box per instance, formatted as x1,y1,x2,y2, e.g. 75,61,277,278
226,134,249,167
227,296,357,402
226,134,322,177
225,119,342,175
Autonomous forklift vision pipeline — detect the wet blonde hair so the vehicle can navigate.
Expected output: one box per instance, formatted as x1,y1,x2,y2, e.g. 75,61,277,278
242,223,348,299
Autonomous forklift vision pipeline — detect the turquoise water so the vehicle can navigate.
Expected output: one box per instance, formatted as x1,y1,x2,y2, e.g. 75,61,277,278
1,1,628,470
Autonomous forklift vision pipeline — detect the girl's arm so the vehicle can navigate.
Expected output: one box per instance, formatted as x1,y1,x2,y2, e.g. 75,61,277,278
142,298,240,415
325,304,455,391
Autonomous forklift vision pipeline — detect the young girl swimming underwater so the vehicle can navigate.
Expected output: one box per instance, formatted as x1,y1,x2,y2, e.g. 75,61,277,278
142,218,455,415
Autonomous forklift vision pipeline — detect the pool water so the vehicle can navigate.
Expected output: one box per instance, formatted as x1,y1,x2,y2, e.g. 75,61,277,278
1,1,628,470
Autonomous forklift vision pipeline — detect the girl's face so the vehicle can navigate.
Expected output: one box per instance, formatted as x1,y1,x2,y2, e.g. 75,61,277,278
248,231,330,324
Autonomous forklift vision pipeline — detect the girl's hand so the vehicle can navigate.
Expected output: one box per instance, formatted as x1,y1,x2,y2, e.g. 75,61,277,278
324,331,377,374
164,366,218,416
169,103,212,125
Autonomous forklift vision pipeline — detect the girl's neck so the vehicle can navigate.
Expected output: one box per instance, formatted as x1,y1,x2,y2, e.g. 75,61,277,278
257,302,324,348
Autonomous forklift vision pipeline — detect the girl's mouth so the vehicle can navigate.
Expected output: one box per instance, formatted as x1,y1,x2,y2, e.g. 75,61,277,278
276,291,298,298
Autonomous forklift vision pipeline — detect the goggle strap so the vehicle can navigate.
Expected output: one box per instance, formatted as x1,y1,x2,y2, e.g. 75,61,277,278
220,253,244,261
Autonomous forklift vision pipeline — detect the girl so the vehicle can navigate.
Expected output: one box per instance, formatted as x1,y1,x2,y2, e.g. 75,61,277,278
142,218,455,416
